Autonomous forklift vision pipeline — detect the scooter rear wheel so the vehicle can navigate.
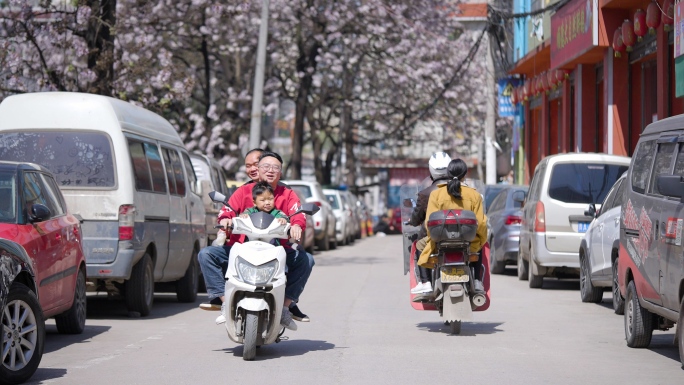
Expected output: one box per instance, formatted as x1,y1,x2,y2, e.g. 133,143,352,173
449,320,461,335
243,311,259,361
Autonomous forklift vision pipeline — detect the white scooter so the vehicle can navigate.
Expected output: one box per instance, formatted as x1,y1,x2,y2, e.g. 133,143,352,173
208,191,319,361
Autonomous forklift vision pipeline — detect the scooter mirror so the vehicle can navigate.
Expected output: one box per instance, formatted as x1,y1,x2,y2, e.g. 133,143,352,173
289,202,320,218
209,191,228,204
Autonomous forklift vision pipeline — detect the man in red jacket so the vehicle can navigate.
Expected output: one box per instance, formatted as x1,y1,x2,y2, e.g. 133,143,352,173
198,151,312,330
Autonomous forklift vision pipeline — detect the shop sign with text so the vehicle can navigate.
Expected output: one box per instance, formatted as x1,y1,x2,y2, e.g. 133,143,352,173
550,0,599,69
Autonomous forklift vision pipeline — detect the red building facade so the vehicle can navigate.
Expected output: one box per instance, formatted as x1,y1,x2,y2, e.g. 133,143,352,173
510,0,683,184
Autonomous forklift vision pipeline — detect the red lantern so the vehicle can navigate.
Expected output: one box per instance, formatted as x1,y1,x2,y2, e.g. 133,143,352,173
536,76,544,94
663,0,674,31
540,72,550,93
613,28,626,58
634,9,647,41
555,69,570,85
523,79,531,100
646,2,661,35
622,19,636,52
547,71,556,90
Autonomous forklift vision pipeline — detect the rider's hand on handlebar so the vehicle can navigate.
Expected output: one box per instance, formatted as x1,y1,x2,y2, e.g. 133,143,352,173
289,224,302,241
219,218,233,231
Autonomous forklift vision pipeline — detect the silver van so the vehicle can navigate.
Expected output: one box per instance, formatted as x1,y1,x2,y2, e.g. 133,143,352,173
0,92,207,316
519,153,630,289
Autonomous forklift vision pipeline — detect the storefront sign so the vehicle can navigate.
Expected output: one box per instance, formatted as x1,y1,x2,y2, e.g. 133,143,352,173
550,0,599,69
676,0,684,58
498,77,522,117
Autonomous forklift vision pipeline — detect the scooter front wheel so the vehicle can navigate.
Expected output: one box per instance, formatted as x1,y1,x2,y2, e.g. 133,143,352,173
243,311,259,361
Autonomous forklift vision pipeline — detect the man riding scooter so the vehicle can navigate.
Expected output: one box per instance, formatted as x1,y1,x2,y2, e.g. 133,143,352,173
406,151,452,295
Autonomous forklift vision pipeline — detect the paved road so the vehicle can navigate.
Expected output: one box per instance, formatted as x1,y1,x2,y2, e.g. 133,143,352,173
30,235,682,384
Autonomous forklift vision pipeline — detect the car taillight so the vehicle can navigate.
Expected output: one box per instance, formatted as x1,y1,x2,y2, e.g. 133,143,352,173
505,215,522,225
534,202,546,232
444,251,465,264
119,204,136,241
312,201,322,207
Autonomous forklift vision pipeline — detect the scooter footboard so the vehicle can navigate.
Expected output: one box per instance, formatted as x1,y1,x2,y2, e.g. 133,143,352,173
409,241,437,311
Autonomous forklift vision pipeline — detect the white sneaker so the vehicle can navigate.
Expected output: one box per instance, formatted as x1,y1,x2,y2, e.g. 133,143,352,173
421,281,433,293
215,302,226,325
411,282,426,294
280,307,297,331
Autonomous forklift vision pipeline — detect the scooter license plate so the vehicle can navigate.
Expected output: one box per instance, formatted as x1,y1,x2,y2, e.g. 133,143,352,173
440,266,469,283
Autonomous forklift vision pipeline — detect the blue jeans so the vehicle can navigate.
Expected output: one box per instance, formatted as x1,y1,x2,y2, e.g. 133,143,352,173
198,244,314,303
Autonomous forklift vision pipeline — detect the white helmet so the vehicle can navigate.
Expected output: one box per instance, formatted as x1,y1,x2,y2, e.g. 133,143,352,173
428,151,451,179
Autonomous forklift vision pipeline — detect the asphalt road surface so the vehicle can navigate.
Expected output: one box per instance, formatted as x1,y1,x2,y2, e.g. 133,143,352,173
30,235,682,384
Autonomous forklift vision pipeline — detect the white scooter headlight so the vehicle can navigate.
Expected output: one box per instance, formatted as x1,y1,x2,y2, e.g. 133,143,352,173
236,257,279,286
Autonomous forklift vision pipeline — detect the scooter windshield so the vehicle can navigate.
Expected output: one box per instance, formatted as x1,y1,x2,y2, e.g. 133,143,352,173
249,212,275,230
400,177,433,275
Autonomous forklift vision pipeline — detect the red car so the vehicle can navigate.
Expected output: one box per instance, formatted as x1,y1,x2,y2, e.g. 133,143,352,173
0,162,87,335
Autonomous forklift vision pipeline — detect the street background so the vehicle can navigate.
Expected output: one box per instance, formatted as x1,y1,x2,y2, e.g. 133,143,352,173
32,235,682,385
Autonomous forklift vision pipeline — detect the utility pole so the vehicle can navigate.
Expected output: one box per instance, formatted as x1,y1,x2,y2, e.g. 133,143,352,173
485,26,497,185
249,0,270,150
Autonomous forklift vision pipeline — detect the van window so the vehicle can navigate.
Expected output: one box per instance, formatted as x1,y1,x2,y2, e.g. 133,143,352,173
161,148,177,195
168,149,186,196
290,185,312,199
631,140,655,194
128,141,152,191
647,142,676,196
183,154,198,194
144,143,167,193
673,143,684,177
0,131,116,188
548,163,628,204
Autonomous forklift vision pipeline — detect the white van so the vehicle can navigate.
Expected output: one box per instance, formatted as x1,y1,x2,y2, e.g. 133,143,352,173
190,153,229,245
0,92,207,316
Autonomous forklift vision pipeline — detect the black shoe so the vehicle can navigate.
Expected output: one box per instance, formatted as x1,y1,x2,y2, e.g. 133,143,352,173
289,304,310,322
199,297,222,311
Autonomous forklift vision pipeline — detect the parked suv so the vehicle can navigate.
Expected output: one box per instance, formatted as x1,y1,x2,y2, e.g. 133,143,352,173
519,153,630,288
578,172,627,314
282,180,337,251
618,115,684,364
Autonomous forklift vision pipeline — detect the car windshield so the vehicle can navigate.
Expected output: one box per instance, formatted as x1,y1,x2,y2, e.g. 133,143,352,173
290,185,313,199
548,163,628,204
0,172,17,223
0,131,116,188
326,194,340,209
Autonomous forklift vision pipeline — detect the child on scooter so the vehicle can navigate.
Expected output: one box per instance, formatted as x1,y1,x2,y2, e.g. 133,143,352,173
240,181,288,224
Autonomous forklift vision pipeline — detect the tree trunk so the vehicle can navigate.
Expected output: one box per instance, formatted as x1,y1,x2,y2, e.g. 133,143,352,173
85,0,117,96
342,70,356,188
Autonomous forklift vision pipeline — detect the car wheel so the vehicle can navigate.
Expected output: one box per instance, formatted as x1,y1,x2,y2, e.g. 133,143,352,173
0,282,45,385
579,252,603,303
528,247,543,289
330,237,338,249
125,253,154,317
625,280,654,348
612,257,624,315
317,232,330,251
517,245,528,281
489,236,505,275
55,268,87,334
176,248,199,303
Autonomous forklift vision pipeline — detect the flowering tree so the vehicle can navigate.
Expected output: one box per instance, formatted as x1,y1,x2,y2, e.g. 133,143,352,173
1,0,490,183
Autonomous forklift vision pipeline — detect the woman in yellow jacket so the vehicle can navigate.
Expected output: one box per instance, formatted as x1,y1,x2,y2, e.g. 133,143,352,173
418,158,487,292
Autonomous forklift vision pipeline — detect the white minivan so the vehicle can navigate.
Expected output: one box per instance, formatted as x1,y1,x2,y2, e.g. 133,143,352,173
0,92,207,316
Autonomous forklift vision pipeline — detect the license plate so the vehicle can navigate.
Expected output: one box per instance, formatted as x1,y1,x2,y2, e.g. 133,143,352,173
578,222,590,233
440,266,469,283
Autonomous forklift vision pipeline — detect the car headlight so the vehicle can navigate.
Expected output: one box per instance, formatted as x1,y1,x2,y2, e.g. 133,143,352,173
236,257,278,285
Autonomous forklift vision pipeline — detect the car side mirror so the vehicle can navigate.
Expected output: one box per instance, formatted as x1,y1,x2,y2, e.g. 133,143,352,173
28,203,51,223
584,203,597,218
657,175,684,202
